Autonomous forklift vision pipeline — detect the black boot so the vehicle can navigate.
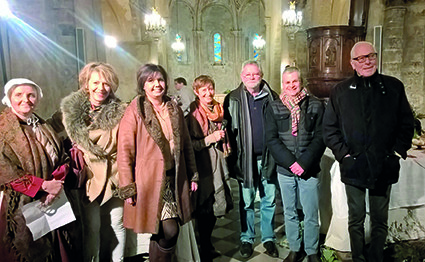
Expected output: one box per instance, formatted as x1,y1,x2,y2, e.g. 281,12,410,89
149,240,176,262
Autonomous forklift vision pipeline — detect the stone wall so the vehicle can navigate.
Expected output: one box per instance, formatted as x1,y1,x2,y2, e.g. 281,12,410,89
2,0,425,117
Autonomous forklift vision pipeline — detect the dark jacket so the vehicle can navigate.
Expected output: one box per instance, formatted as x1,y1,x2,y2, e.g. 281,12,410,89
223,80,278,187
265,94,326,179
323,71,414,189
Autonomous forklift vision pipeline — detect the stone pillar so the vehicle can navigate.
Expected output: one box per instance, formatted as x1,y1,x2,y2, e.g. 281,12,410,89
149,37,160,64
192,29,203,76
231,29,242,84
382,6,406,79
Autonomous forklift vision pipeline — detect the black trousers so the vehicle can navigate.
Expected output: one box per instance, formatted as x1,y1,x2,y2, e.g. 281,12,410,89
345,183,391,262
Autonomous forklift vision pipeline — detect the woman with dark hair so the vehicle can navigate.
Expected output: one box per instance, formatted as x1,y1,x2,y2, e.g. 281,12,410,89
186,75,233,261
61,62,127,262
117,64,198,261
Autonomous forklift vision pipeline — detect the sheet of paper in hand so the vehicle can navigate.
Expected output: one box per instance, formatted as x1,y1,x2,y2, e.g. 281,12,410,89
22,190,76,241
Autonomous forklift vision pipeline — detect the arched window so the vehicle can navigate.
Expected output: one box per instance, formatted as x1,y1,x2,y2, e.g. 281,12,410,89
213,33,222,63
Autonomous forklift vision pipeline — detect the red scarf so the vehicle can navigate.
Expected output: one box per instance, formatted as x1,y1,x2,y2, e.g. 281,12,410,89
280,88,307,136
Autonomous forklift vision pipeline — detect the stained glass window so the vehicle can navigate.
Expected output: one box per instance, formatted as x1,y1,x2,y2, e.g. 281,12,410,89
214,33,222,63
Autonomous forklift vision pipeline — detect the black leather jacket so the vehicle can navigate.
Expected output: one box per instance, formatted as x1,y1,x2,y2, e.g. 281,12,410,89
223,80,278,188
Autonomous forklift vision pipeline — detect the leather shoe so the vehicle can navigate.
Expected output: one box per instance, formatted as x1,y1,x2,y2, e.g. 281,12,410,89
263,241,279,258
283,251,306,262
200,248,221,262
307,254,320,262
240,242,253,258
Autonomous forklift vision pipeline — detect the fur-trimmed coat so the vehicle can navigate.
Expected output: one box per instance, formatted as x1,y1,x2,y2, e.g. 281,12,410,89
61,90,127,204
117,95,198,234
0,108,67,262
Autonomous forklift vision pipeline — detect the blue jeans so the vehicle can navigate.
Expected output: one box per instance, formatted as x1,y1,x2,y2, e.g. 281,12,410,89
239,159,276,244
278,172,319,255
345,184,391,262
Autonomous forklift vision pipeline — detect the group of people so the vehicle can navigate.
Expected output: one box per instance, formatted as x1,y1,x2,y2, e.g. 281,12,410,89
0,40,414,262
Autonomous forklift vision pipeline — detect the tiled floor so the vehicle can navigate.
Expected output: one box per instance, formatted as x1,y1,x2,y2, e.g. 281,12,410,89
210,178,299,262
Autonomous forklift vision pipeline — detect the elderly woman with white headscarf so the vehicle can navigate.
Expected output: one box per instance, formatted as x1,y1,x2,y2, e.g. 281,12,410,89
0,78,69,262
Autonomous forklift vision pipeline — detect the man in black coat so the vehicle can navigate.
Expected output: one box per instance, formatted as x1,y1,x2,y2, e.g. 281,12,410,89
323,41,414,262
223,60,279,258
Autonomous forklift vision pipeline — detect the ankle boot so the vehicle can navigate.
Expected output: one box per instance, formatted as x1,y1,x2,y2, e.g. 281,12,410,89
149,240,176,262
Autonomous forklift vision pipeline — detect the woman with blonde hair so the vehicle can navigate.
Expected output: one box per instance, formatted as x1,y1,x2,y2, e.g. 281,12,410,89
61,62,127,262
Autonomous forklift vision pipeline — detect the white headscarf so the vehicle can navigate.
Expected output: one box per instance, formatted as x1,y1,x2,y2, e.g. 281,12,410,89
1,78,43,107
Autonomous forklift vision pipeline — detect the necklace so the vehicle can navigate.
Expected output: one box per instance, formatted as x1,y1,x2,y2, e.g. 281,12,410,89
26,114,40,132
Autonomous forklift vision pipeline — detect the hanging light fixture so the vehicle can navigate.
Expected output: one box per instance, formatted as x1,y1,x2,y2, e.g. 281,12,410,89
252,2,265,51
144,0,166,38
171,34,185,53
253,34,266,50
171,1,185,55
282,1,302,40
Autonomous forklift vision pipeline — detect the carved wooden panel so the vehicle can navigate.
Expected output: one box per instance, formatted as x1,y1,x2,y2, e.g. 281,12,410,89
307,26,365,98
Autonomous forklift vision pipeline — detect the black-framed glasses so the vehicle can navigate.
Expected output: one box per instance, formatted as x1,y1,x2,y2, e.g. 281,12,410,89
352,53,377,63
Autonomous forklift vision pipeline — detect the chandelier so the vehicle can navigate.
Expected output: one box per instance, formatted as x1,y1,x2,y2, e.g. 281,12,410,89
144,7,166,37
252,34,266,50
282,1,302,39
171,34,185,53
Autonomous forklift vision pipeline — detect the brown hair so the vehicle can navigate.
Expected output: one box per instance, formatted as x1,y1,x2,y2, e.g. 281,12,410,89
192,75,215,93
136,64,169,96
174,77,187,86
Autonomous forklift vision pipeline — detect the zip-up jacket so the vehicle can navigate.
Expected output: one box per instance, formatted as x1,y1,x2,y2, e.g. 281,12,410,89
265,94,326,179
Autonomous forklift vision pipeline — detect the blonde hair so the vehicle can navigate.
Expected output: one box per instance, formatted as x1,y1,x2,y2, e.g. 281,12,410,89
79,62,119,93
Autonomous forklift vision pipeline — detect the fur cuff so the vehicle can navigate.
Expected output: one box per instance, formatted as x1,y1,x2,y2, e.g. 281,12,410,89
117,183,136,200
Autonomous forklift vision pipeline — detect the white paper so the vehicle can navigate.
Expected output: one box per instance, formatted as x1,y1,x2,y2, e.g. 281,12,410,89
22,190,76,241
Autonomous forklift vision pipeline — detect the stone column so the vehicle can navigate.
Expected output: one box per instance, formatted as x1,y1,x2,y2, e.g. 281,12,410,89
230,29,242,83
148,37,160,64
382,6,406,79
192,29,203,76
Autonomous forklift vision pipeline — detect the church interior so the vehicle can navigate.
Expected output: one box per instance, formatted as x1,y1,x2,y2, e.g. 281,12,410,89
1,0,425,261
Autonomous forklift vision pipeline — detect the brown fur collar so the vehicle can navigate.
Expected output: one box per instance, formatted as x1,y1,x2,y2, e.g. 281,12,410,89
136,95,182,159
61,90,127,158
0,108,48,182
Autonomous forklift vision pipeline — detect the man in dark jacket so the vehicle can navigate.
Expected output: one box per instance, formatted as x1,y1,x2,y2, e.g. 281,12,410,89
323,41,414,262
223,60,279,258
265,67,325,262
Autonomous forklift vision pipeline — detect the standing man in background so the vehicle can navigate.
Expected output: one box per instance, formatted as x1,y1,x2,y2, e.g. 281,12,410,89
169,77,195,117
323,41,414,262
223,60,279,259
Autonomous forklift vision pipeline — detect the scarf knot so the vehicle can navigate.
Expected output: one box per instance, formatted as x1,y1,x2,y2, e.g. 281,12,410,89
280,88,307,136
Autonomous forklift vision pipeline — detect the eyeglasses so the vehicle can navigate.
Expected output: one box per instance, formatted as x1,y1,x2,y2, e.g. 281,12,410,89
243,73,261,79
352,53,377,63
